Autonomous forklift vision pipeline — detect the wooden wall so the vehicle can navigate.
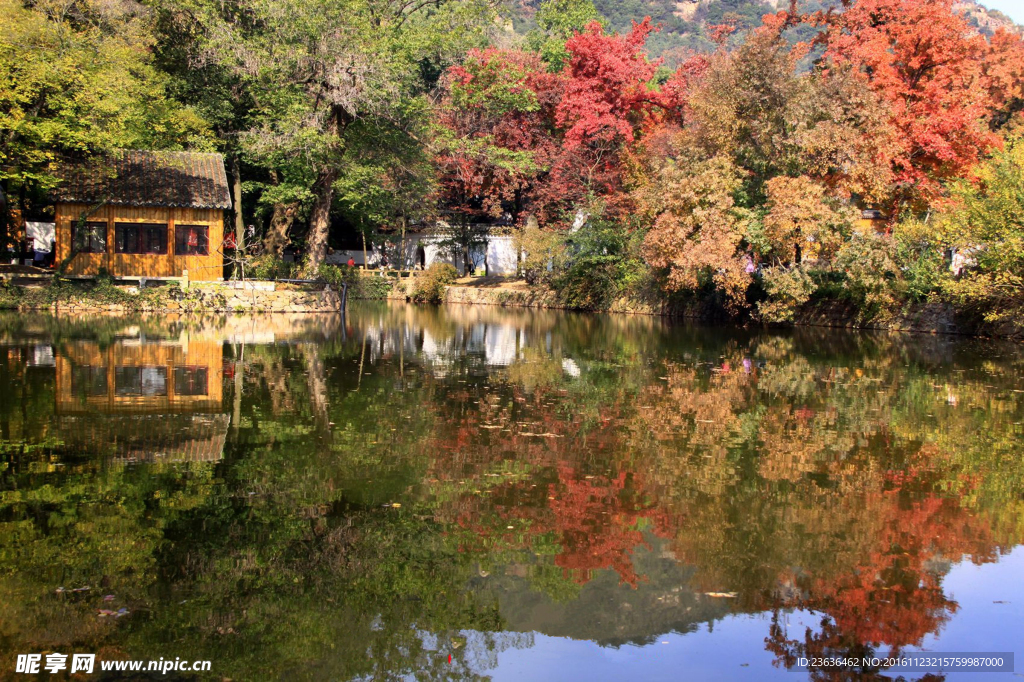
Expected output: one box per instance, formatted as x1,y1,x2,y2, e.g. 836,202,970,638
55,203,225,281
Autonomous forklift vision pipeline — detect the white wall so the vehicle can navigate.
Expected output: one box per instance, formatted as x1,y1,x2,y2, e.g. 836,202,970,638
26,222,55,252
485,236,518,276
327,233,519,276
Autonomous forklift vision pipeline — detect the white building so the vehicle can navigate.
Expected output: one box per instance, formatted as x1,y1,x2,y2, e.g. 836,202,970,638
325,229,519,277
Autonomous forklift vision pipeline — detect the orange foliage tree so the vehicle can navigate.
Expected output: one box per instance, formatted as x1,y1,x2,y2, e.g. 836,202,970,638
814,0,1004,206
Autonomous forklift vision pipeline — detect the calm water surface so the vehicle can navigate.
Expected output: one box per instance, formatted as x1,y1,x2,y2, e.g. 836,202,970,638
1,304,1022,681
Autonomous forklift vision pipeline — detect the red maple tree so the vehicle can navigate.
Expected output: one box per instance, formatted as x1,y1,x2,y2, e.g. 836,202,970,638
814,0,1002,205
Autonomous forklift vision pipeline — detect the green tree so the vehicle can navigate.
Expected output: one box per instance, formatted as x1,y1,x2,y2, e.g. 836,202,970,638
941,136,1024,321
0,0,211,245
527,0,606,71
175,0,499,274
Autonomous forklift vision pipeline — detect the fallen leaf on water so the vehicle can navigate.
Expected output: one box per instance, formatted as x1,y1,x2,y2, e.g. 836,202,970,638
704,592,738,598
98,608,129,618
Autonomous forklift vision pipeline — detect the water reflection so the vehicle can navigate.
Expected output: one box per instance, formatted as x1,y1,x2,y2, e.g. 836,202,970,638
0,305,1021,681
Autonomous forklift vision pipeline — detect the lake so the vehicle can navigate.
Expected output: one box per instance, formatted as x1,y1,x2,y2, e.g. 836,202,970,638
1,303,1022,681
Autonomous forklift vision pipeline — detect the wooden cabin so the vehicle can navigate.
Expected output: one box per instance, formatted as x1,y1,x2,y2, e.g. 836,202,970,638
855,209,889,235
51,150,232,281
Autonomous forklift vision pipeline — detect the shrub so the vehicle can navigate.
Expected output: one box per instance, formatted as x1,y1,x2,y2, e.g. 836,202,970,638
245,254,298,281
553,219,647,310
757,265,818,323
318,264,393,299
515,224,563,285
833,234,904,317
355,276,394,299
412,263,458,304
317,264,350,288
939,137,1024,321
892,217,947,302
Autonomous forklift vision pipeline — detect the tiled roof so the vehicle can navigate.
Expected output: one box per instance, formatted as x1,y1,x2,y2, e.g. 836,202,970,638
52,150,232,210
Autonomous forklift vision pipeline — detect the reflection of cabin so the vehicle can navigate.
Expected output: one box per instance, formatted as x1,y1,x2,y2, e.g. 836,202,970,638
55,413,230,463
56,340,223,413
54,339,227,462
51,150,232,281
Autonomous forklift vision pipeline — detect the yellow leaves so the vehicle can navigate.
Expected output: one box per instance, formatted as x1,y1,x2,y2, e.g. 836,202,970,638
762,176,855,264
641,155,750,308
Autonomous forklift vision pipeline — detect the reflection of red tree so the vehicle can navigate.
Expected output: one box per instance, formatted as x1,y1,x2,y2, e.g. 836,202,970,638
766,486,999,678
808,498,959,647
425,382,680,587
424,357,1015,665
457,463,673,587
546,464,673,586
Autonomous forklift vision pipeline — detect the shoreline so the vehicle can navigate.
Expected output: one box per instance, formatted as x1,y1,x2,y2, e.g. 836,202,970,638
439,283,1019,340
1,279,1019,339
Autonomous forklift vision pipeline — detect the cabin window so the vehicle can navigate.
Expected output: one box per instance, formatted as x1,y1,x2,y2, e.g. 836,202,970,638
115,366,168,397
71,365,107,398
174,366,209,396
175,225,209,256
115,223,168,255
72,222,107,254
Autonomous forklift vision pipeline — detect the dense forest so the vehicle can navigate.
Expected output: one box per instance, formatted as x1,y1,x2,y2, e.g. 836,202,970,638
2,0,1024,328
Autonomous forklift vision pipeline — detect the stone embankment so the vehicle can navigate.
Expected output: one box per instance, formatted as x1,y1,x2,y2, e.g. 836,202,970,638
442,284,675,316
3,275,1017,337
438,283,1015,337
170,281,345,313
2,280,344,314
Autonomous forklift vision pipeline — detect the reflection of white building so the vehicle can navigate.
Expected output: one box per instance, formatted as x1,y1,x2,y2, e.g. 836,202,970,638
29,345,56,367
415,323,526,372
486,324,519,367
326,231,519,276
354,315,584,381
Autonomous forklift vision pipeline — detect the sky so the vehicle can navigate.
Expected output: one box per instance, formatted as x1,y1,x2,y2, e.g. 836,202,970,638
981,0,1024,25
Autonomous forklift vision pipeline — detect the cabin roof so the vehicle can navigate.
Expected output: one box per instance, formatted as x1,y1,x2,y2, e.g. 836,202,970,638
51,150,232,210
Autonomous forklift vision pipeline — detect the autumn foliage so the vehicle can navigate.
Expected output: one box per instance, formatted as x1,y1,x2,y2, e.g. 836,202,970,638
434,0,1024,323
814,0,1004,204
436,19,680,229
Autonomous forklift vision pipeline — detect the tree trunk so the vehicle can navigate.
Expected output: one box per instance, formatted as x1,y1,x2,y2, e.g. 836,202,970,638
303,343,331,437
264,202,298,258
304,166,338,276
399,215,406,270
302,105,351,275
361,231,368,270
231,157,245,279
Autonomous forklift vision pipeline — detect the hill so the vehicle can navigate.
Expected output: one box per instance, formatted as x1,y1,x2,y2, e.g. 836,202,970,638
514,0,1021,65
